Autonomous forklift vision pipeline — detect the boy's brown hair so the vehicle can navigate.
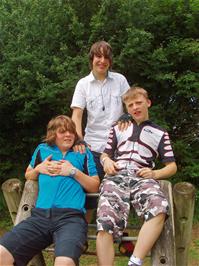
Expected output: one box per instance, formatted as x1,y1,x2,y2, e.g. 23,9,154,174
89,41,113,68
44,115,78,145
122,86,149,103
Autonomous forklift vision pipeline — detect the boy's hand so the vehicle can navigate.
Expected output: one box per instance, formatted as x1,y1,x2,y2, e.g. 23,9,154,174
137,167,155,179
73,140,88,154
103,157,119,175
117,113,132,132
59,160,74,176
35,155,62,176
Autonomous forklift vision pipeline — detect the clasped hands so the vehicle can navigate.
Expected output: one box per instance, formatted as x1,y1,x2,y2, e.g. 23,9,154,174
35,155,73,177
104,157,156,179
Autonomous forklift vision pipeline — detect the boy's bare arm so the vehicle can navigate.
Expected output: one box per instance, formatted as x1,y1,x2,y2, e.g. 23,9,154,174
72,107,84,139
100,153,119,175
137,161,177,180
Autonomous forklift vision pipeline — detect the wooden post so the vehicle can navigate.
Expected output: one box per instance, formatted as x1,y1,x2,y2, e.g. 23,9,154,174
151,180,176,266
15,180,46,266
173,182,195,266
1,178,23,223
2,179,46,266
15,180,38,224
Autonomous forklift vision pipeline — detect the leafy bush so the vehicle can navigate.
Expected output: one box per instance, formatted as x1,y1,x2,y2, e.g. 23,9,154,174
0,0,198,194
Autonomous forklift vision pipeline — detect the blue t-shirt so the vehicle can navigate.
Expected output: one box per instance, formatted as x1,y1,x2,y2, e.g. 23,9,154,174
30,143,97,212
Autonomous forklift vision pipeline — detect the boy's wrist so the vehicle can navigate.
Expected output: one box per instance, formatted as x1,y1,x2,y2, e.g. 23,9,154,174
34,166,40,175
100,156,109,166
69,167,77,177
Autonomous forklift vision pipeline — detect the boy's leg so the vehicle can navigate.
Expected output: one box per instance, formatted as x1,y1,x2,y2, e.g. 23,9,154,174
129,177,169,265
96,175,130,265
96,231,114,266
54,257,75,266
132,213,165,260
0,210,52,266
0,245,14,266
53,209,88,266
85,151,104,222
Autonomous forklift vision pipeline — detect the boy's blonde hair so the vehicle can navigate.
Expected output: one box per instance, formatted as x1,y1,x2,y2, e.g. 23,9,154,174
122,87,149,103
44,115,78,145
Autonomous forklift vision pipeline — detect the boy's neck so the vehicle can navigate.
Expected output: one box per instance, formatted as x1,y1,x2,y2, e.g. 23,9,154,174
134,118,149,126
92,70,107,81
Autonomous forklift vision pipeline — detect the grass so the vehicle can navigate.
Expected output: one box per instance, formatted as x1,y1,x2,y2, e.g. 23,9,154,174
0,210,12,231
0,207,198,265
42,242,151,266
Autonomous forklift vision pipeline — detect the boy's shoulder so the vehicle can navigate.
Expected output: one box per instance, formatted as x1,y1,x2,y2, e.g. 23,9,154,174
146,120,167,134
108,71,125,78
36,143,54,152
69,147,92,158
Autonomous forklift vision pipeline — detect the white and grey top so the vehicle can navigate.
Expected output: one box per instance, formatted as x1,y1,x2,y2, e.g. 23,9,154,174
71,71,130,153
104,120,175,170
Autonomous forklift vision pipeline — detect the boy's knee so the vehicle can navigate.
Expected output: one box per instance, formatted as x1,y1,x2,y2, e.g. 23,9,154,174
97,230,113,240
152,212,166,225
0,245,14,265
54,256,75,266
157,212,166,221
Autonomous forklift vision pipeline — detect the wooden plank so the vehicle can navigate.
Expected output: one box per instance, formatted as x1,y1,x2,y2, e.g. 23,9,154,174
173,182,195,266
2,179,46,266
151,180,176,266
1,178,23,223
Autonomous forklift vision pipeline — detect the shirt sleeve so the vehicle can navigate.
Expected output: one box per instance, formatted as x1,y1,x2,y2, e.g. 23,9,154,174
103,126,118,159
29,145,42,168
158,132,176,163
84,148,98,176
70,79,86,110
120,74,130,96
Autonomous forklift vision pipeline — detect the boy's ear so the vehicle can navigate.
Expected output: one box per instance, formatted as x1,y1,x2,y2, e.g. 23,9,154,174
147,99,152,107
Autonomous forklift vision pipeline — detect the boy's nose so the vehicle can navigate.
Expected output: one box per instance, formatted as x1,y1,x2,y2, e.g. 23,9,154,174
65,131,71,136
100,56,105,62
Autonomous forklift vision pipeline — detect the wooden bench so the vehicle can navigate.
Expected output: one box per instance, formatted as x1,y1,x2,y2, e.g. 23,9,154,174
1,178,195,266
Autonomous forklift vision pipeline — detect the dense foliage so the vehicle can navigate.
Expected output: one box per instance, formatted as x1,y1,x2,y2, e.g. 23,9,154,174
0,0,198,192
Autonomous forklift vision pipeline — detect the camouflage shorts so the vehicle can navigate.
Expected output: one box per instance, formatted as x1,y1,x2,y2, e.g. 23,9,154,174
96,172,169,240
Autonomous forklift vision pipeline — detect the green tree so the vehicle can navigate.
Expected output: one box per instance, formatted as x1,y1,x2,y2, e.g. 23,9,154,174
89,0,199,184
0,0,87,179
0,0,198,192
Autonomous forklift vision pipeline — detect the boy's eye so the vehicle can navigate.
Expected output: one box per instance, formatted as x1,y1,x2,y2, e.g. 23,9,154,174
58,128,66,134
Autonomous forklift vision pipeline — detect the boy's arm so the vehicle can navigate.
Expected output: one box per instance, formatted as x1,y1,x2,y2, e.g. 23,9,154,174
71,168,99,193
100,153,119,175
25,155,62,180
25,165,40,180
72,107,84,139
138,130,177,180
100,124,119,175
59,157,100,193
153,161,177,179
137,161,177,180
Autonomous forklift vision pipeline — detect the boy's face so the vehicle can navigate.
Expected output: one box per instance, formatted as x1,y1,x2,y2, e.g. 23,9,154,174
55,127,75,152
125,95,151,124
92,48,110,77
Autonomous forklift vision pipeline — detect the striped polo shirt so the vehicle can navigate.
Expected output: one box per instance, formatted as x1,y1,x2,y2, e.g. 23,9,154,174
104,120,175,171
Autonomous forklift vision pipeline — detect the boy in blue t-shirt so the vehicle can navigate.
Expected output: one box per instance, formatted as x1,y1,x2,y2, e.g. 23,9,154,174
0,115,99,266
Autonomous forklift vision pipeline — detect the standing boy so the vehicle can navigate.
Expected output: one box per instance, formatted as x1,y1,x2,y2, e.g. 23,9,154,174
71,40,130,182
